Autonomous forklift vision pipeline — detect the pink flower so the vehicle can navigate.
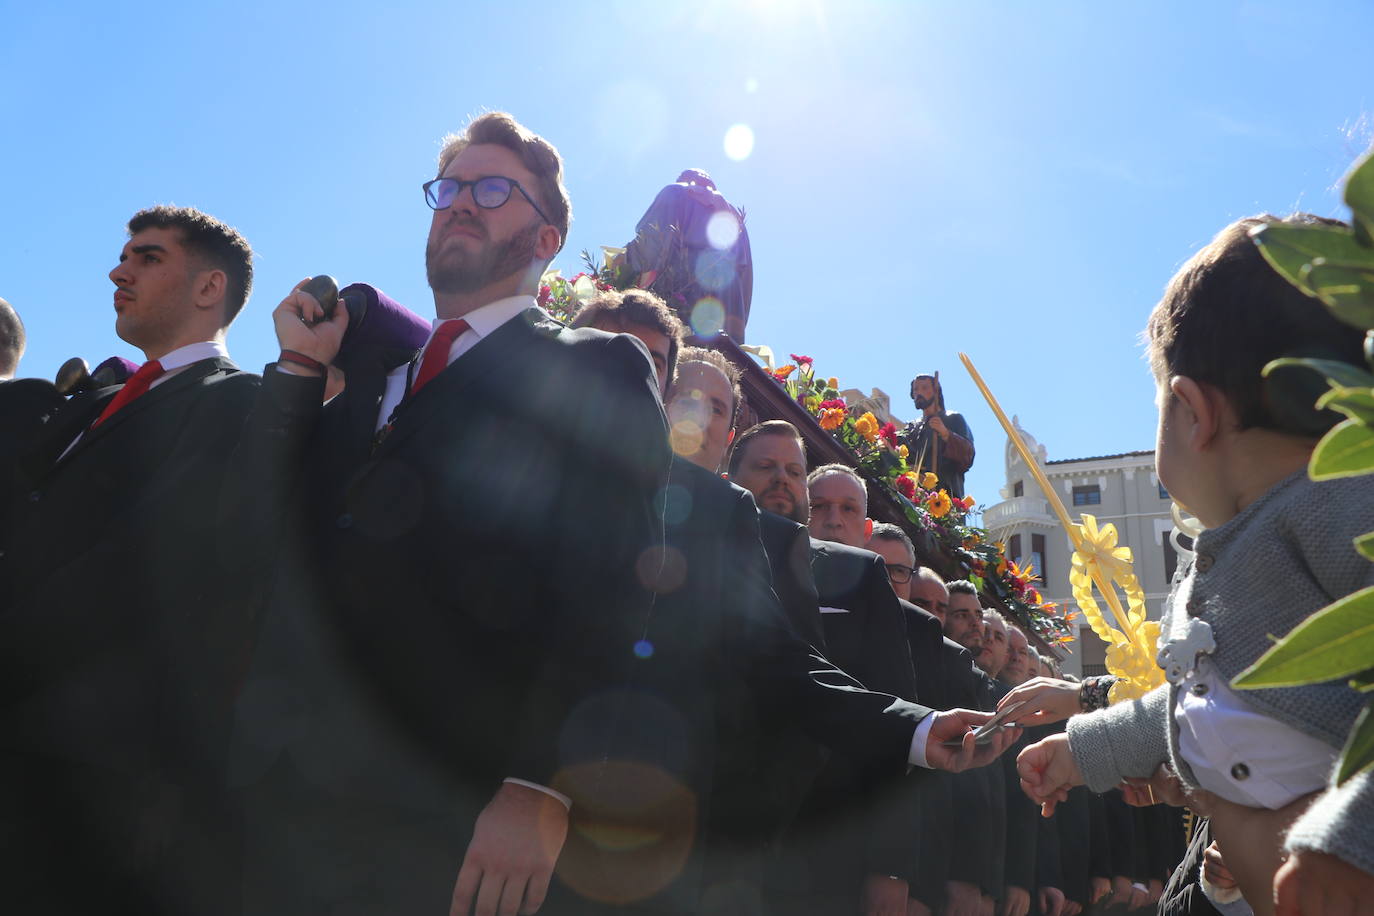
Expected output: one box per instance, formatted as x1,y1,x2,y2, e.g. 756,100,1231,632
790,354,814,366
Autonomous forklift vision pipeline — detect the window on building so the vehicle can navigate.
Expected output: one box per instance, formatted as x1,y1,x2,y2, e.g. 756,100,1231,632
1158,481,1170,499
1013,481,1024,497
1032,533,1047,581
1009,534,1022,567
1072,484,1101,506
1162,532,1196,583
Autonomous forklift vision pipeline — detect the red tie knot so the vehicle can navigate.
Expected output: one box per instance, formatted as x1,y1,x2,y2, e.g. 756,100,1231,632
411,319,471,395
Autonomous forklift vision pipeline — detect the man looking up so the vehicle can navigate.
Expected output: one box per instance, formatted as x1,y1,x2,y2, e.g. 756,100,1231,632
252,112,673,915
253,114,1012,916
665,346,739,472
0,206,259,914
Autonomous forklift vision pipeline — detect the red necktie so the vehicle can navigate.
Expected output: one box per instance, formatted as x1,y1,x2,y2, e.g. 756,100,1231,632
91,359,165,428
410,319,470,396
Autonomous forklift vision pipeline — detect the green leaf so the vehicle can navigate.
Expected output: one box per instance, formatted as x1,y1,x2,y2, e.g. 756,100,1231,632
1343,152,1374,238
1232,586,1374,688
1336,704,1374,785
1265,357,1374,390
1356,530,1374,562
1303,261,1374,328
1310,418,1374,480
1252,223,1374,296
1316,386,1374,425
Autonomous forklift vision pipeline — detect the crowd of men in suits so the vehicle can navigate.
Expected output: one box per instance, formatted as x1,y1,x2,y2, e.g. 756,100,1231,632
0,112,1183,916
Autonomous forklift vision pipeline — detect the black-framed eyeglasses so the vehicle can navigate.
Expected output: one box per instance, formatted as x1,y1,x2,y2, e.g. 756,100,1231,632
884,563,914,585
422,175,553,226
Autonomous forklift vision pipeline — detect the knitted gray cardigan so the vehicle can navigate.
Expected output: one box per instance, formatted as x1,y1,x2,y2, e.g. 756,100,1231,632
1065,470,1374,874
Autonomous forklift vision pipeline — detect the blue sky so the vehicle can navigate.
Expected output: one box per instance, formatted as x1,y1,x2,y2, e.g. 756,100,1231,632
3,0,1371,509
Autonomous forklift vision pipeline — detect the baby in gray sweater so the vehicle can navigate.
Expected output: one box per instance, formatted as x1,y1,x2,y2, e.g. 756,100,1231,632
1016,214,1374,916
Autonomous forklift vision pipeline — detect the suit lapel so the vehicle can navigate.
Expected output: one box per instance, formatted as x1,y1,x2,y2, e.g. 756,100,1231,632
63,357,235,461
329,345,417,466
371,309,552,461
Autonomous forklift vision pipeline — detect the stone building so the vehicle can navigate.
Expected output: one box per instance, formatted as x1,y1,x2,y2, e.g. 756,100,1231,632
981,418,1186,676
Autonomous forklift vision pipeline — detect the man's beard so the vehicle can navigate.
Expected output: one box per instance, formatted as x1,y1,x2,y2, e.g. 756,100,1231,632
426,220,539,294
914,395,933,410
763,484,808,525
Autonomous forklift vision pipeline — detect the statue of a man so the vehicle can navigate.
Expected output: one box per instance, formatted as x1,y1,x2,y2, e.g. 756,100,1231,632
900,371,975,499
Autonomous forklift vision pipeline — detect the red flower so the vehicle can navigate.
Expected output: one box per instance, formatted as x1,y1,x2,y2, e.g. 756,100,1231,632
819,398,846,410
538,285,551,307
790,354,814,366
879,422,898,448
895,474,917,499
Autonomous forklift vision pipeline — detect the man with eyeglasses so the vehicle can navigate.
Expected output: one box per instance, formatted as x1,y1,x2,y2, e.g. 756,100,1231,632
239,112,672,916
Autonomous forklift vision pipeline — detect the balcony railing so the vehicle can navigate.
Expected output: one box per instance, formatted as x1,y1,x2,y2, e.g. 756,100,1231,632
982,495,1055,531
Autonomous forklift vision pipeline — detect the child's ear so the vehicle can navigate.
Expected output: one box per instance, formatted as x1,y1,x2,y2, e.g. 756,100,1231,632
1169,376,1225,450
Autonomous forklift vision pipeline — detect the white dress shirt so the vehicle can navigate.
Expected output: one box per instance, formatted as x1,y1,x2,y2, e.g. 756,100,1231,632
1175,655,1335,809
374,295,539,432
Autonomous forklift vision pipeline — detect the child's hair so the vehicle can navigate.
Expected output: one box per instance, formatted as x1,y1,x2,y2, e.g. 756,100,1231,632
1144,214,1366,436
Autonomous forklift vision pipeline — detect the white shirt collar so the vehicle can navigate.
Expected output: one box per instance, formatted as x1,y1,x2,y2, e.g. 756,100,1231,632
424,295,541,347
153,340,229,372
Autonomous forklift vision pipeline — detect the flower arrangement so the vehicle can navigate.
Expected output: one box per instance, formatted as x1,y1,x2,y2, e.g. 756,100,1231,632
768,355,1075,646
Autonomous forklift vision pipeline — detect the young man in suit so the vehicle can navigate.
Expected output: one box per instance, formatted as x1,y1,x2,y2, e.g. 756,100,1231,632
0,206,258,914
243,112,675,916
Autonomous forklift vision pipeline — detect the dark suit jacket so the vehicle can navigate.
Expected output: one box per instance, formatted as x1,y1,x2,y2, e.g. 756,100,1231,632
756,509,826,650
0,356,259,914
771,541,921,904
0,377,65,535
634,460,931,912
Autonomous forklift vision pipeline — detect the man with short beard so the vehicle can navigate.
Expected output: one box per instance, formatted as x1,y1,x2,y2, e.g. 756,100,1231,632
240,112,672,915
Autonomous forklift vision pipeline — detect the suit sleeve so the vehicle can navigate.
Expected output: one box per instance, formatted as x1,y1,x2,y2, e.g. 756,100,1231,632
1003,728,1041,892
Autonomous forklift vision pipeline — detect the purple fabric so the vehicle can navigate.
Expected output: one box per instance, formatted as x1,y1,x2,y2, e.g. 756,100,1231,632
337,283,431,363
92,356,140,385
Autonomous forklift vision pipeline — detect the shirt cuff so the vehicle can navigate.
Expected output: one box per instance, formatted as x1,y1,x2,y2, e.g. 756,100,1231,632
908,714,937,768
503,777,572,810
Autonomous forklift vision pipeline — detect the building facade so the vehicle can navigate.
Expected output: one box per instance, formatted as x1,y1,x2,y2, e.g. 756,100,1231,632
982,418,1186,677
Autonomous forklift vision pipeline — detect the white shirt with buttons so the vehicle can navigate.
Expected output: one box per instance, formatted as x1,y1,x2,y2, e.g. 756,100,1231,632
1175,654,1335,809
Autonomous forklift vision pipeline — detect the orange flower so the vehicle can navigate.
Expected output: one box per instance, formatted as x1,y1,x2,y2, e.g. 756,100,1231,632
854,412,881,443
827,377,840,390
819,408,845,431
773,364,796,380
959,495,976,510
927,489,952,518
920,472,938,490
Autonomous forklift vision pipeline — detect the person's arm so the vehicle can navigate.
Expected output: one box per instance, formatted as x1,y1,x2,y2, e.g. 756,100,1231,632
1279,768,1374,915
1063,685,1172,792
923,411,974,473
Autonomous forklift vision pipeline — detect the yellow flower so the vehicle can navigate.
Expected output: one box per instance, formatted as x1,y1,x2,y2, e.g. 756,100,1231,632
827,377,840,390
819,408,846,431
854,412,881,443
928,489,952,518
898,444,909,460
920,472,938,490
804,395,821,411
996,558,1008,577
